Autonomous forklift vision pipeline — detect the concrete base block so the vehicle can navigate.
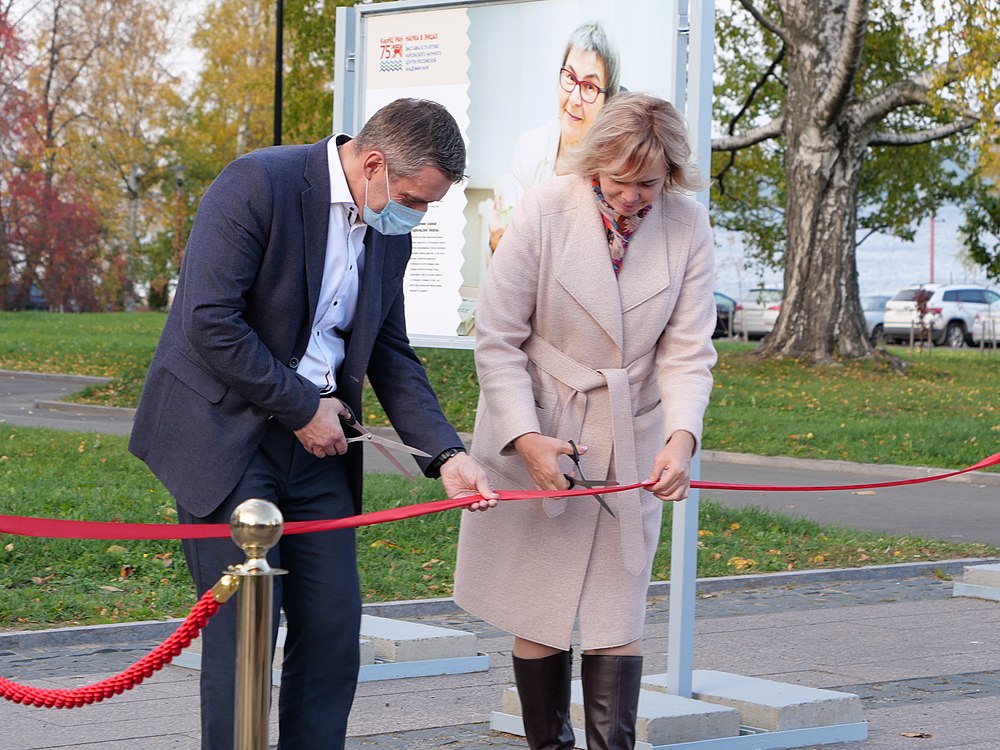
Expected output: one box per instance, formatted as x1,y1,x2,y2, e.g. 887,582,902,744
643,670,863,732
501,681,741,746
954,563,1000,601
359,614,477,662
953,582,1000,602
495,702,865,750
360,638,375,666
175,614,487,685
961,563,1000,587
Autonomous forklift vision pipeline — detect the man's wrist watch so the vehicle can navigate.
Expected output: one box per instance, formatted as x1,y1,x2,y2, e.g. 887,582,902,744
428,447,466,476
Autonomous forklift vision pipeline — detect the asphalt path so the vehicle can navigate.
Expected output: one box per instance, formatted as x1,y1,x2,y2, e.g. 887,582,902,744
3,369,998,545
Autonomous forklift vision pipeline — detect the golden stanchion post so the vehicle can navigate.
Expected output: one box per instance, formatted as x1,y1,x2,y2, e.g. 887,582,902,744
229,498,286,750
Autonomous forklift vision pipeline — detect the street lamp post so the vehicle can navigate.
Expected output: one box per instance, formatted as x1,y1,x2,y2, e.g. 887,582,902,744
274,0,283,146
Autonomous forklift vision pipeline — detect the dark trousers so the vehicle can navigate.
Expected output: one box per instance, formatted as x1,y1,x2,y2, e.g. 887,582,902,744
177,420,361,750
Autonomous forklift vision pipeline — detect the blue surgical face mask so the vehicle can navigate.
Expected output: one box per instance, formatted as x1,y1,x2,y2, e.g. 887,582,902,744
363,163,426,236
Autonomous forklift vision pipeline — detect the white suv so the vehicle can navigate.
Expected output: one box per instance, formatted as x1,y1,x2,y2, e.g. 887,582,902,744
882,283,1000,347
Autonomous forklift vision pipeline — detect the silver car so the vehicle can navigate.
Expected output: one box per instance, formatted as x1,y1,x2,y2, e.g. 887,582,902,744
882,284,1000,347
971,309,1000,346
733,288,783,339
861,293,892,345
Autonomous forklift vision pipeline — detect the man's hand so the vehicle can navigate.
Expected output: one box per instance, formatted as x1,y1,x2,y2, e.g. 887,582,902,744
644,430,696,502
439,451,499,511
294,397,350,458
512,432,579,491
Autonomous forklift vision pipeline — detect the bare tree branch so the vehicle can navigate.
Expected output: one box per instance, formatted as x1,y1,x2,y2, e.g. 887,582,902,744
857,52,981,130
712,116,784,151
815,0,870,127
855,227,879,247
738,0,788,44
868,118,977,147
715,49,785,192
727,48,785,136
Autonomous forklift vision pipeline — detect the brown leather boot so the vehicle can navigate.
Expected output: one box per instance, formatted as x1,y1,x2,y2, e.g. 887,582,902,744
581,654,643,750
512,649,576,750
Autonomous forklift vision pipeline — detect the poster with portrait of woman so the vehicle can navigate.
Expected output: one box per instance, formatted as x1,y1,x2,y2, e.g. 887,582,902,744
337,0,683,346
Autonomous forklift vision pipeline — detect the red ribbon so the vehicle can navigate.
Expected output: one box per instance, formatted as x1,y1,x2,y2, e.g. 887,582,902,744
1,452,997,541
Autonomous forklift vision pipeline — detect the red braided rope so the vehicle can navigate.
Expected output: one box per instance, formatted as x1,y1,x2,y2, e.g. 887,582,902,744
0,589,221,708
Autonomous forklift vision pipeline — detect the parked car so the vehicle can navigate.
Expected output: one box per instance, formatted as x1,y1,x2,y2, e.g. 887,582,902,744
882,283,1000,347
733,288,783,339
2,283,47,311
860,293,892,345
971,308,1000,346
713,291,736,338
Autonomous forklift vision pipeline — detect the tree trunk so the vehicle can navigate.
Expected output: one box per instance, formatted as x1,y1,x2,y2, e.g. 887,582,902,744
759,0,873,361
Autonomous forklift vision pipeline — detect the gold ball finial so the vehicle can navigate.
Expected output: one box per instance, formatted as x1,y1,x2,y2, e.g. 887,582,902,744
230,498,284,558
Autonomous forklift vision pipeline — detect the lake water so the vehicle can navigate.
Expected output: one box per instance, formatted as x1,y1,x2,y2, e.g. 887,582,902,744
713,204,994,301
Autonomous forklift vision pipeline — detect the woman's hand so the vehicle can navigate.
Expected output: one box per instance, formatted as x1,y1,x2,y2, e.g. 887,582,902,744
512,432,580,491
645,430,696,502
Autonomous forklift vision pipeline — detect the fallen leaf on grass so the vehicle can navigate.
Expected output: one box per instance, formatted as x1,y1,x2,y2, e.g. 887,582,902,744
369,539,403,550
900,731,932,738
99,585,124,592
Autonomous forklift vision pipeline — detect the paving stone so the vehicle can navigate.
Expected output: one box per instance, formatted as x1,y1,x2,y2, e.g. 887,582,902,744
2,568,996,750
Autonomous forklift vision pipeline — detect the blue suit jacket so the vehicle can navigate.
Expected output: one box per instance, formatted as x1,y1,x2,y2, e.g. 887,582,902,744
129,138,461,517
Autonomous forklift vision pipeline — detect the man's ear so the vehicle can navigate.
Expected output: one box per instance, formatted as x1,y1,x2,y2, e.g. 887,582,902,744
360,150,385,180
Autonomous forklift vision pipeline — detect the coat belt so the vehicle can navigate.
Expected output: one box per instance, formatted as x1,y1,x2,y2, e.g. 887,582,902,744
522,335,654,576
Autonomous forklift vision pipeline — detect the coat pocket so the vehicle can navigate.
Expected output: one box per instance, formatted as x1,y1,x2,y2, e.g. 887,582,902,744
161,346,229,404
533,385,562,437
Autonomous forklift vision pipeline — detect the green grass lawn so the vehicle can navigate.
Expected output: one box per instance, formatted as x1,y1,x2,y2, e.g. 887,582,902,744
1,312,996,470
0,312,998,628
2,429,995,628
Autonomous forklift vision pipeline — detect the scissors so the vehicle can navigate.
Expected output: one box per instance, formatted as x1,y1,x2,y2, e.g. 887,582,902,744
563,439,617,517
338,402,431,478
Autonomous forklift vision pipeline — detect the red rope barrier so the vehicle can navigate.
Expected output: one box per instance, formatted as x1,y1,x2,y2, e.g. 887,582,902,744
0,589,222,708
0,452,996,541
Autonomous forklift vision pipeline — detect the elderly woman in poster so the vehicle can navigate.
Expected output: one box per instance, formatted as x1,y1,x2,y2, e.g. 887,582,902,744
455,93,717,749
488,20,621,252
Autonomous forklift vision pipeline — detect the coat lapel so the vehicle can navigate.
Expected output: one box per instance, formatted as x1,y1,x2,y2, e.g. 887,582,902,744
555,184,625,354
618,195,672,313
302,138,333,319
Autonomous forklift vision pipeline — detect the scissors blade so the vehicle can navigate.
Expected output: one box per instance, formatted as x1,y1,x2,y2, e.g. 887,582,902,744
578,479,619,488
339,403,431,458
564,474,617,517
346,433,432,458
592,492,616,518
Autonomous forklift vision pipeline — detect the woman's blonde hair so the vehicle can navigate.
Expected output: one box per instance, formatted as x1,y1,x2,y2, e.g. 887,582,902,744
562,92,708,193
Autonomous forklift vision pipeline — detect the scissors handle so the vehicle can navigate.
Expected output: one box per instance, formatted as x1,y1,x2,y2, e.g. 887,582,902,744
339,402,361,429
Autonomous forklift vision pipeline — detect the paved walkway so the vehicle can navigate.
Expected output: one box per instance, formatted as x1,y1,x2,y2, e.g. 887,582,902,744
3,562,1000,749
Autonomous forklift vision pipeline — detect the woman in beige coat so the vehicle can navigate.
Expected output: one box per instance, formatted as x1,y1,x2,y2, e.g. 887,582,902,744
455,93,717,750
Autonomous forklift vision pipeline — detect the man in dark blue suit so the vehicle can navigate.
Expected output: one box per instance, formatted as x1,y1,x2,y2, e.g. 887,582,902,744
130,98,496,749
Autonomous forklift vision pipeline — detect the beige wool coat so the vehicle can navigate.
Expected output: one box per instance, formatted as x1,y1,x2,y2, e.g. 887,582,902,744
454,174,717,650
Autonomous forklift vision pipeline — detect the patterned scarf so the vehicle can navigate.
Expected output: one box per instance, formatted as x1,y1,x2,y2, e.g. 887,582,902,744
591,176,652,276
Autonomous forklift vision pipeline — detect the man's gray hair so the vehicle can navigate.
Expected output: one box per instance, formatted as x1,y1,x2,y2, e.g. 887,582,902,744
353,98,466,182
